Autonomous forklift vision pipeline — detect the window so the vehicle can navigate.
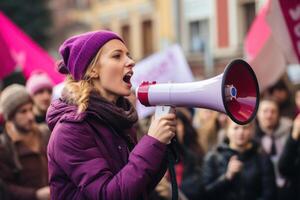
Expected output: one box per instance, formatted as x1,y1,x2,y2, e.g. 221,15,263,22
189,20,208,53
142,20,153,57
242,2,256,36
121,24,131,51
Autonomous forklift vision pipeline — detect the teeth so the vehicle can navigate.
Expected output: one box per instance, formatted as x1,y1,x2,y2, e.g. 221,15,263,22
123,72,133,83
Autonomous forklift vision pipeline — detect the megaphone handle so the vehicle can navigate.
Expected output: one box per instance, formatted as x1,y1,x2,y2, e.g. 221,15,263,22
154,106,179,200
155,106,175,119
155,106,175,146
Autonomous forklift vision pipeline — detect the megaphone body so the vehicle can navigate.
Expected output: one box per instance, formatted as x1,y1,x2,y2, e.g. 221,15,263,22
136,59,259,125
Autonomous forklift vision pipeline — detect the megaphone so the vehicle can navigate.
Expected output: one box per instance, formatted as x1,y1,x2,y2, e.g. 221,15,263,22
136,59,259,125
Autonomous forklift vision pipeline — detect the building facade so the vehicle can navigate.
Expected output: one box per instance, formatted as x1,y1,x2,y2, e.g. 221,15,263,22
49,0,266,78
179,0,266,78
49,0,176,61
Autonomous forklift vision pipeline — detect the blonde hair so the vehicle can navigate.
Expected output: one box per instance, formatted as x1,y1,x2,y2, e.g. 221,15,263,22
63,49,102,113
194,109,219,153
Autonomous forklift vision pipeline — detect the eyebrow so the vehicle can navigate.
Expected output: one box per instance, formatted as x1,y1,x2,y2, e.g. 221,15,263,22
111,49,131,56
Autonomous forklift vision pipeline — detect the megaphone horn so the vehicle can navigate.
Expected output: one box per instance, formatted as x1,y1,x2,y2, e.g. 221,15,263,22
136,59,259,125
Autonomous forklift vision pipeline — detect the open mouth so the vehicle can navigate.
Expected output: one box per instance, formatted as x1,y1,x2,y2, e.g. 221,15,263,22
123,72,133,84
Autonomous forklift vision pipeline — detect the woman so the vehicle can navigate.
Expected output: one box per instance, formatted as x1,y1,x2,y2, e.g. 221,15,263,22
156,109,204,200
173,109,204,199
201,119,276,200
47,30,177,200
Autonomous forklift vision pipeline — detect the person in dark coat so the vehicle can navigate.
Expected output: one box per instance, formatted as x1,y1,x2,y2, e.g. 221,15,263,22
255,97,292,199
202,119,277,200
0,84,50,200
278,114,300,200
156,109,205,200
47,30,177,200
0,178,9,200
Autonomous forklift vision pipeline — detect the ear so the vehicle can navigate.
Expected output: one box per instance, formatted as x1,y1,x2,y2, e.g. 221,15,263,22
89,67,100,79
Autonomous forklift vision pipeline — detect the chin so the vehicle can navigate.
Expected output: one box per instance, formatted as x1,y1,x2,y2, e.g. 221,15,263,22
236,141,247,147
121,88,132,96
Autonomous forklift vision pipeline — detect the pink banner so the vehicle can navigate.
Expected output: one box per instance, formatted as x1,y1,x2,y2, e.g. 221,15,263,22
0,30,16,79
0,11,64,83
244,0,287,91
279,0,300,63
244,1,271,61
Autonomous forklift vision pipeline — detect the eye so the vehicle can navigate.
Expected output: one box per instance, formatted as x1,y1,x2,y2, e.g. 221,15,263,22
112,54,121,59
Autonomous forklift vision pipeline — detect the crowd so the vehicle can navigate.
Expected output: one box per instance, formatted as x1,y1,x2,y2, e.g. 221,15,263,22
0,30,300,200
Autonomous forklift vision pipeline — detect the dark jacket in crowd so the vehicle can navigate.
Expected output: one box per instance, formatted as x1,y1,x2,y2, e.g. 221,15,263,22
279,134,300,200
0,130,49,200
47,96,168,200
177,146,204,200
0,178,9,200
202,142,277,200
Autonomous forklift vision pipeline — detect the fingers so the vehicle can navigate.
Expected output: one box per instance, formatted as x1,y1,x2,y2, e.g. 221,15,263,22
230,155,238,161
160,113,176,120
229,155,243,171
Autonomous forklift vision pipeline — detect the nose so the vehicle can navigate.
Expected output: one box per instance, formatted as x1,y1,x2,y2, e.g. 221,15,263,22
126,56,135,68
27,110,35,121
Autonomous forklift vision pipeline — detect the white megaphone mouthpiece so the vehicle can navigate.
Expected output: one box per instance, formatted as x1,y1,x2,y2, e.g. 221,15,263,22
136,59,259,125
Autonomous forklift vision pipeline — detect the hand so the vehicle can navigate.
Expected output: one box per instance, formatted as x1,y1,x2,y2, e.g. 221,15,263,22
225,155,243,180
148,113,177,144
292,114,300,141
156,176,171,199
36,186,50,200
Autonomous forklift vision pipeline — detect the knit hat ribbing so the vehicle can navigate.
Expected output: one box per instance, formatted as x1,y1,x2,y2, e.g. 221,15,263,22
58,30,123,81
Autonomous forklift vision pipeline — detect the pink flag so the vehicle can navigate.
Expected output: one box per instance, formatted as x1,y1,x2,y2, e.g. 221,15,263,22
245,0,300,91
266,0,300,64
277,0,300,63
0,30,16,78
0,11,64,83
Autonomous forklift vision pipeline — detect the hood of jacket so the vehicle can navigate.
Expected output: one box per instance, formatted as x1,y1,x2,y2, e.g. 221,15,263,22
46,99,87,131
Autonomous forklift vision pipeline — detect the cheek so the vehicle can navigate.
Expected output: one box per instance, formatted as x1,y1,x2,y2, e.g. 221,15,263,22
33,95,41,103
15,115,26,125
102,67,123,84
245,132,253,140
226,130,234,141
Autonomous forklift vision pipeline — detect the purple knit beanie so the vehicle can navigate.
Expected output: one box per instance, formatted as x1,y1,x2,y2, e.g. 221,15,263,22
58,30,123,81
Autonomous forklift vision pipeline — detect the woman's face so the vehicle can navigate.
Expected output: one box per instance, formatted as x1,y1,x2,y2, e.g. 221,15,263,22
227,121,254,148
94,39,135,102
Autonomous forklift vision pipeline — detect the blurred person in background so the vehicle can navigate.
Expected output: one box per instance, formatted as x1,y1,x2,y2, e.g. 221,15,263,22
26,71,54,124
0,178,9,200
193,109,225,153
0,113,4,134
202,119,276,200
279,114,300,199
294,86,300,117
267,79,295,119
0,84,50,200
256,97,292,199
47,30,177,200
156,109,204,200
